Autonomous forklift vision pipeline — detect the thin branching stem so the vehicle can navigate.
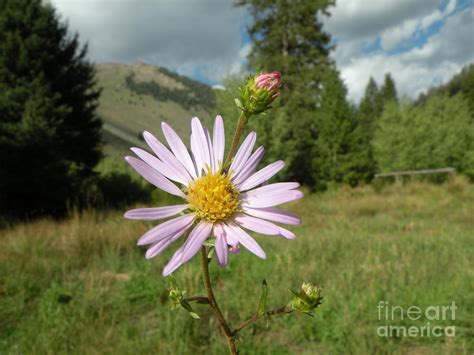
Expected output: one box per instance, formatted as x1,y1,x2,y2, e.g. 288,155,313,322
183,295,209,304
232,306,294,335
200,247,237,354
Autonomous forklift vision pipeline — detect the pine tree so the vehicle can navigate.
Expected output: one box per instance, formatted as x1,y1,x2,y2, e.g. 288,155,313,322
381,73,397,103
371,101,406,172
311,68,362,188
358,77,383,134
355,77,385,177
236,0,337,186
0,0,102,216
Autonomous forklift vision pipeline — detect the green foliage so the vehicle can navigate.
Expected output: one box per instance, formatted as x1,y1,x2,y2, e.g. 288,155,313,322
236,0,371,189
355,74,400,179
94,171,152,208
373,93,474,180
381,73,398,103
311,68,364,188
358,78,384,129
418,63,474,113
0,0,102,217
355,78,383,178
256,279,268,316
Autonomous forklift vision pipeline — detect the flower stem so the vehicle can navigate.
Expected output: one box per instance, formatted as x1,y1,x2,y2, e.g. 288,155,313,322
183,295,209,304
224,111,249,170
232,306,294,335
200,246,237,354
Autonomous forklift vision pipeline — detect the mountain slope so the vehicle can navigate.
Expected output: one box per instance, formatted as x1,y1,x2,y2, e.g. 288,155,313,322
95,62,215,156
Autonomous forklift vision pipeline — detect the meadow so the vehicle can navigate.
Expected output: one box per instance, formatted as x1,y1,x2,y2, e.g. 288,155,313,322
1,178,473,354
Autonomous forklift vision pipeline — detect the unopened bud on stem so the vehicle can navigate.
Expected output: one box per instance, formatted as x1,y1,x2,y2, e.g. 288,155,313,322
288,282,323,316
236,71,282,115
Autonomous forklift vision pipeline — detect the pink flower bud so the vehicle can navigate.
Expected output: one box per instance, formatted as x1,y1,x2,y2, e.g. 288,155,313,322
255,71,282,91
238,71,282,115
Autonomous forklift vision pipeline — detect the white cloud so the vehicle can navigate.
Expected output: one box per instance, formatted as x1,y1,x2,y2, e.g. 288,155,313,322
337,7,474,102
50,0,246,83
379,0,459,51
402,7,473,65
325,0,440,40
421,0,457,28
421,9,443,28
380,18,418,51
325,0,473,102
49,0,473,99
340,54,460,102
444,0,457,15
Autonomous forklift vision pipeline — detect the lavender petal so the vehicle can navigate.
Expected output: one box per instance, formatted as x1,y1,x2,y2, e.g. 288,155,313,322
241,190,303,208
213,115,225,166
191,117,211,175
214,225,228,267
142,131,192,183
233,214,280,235
229,132,257,176
125,156,185,197
137,213,195,246
131,147,189,185
180,221,212,264
238,160,285,191
223,223,266,259
124,204,189,220
242,206,301,225
161,122,198,179
145,229,187,259
232,146,265,185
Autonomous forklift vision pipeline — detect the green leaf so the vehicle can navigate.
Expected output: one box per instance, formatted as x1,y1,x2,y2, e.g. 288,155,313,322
234,98,245,110
180,300,200,319
189,311,200,319
207,246,215,259
256,279,268,316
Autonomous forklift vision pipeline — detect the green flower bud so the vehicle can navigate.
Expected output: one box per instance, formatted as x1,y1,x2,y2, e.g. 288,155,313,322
167,276,200,319
238,71,282,115
288,282,323,316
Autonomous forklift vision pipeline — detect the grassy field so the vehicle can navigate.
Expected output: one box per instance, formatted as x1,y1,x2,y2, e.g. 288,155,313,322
1,179,473,354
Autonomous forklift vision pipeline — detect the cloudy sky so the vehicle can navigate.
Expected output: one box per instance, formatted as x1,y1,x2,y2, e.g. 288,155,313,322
51,0,473,102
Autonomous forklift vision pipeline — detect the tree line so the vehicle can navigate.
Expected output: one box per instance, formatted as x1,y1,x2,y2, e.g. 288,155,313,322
216,0,474,190
1,0,472,218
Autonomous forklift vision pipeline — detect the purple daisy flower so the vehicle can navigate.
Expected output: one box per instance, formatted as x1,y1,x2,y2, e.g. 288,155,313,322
125,116,303,276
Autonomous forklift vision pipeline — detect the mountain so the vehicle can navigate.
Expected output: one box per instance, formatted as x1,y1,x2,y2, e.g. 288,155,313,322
95,62,216,157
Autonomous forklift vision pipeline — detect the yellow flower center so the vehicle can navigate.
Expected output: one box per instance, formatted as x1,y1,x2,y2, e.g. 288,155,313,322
187,172,240,223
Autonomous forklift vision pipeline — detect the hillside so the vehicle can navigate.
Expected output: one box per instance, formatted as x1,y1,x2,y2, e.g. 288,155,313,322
95,63,216,157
